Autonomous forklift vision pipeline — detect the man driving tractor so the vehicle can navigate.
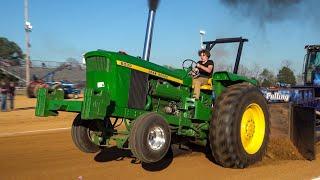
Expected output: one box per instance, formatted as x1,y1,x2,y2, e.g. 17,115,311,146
192,49,214,99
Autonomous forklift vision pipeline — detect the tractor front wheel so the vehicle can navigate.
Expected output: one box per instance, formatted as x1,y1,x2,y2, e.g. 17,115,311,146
129,112,171,163
71,114,105,153
209,83,270,168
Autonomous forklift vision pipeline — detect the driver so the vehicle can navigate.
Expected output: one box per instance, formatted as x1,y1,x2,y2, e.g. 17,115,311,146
192,49,214,100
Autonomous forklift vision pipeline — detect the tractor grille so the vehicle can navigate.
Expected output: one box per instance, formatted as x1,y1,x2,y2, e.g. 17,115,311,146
128,70,149,109
86,56,110,72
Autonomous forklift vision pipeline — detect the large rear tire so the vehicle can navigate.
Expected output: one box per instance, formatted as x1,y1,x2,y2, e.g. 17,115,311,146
129,112,171,163
71,114,103,153
209,83,270,168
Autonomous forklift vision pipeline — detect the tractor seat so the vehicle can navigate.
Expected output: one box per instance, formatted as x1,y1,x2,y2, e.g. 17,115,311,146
200,78,213,90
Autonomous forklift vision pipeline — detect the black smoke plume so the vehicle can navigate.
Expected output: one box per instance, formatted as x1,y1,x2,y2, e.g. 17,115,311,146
220,0,320,27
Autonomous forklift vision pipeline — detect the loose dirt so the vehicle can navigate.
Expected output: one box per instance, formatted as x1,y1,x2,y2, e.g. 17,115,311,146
266,103,305,162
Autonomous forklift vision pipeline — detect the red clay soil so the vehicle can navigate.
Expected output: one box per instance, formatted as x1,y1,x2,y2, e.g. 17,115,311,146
0,96,319,179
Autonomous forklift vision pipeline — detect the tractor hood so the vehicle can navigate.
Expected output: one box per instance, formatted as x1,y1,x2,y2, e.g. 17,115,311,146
84,50,192,86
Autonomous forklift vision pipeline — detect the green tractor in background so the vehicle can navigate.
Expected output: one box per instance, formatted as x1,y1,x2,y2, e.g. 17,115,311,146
35,0,270,168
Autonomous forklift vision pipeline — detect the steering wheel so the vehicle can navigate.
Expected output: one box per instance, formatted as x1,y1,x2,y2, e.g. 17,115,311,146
182,59,197,70
182,59,199,78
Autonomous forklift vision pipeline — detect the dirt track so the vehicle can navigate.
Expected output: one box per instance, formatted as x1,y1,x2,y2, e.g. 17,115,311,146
0,96,320,179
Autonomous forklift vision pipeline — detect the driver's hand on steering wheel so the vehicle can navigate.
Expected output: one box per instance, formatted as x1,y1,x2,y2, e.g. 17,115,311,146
189,67,200,78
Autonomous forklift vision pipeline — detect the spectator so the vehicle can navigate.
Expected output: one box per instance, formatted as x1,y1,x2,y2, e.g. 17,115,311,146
8,82,16,110
0,81,8,111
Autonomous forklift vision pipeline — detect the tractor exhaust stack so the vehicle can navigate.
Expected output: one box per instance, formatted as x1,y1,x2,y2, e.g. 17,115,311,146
142,0,160,61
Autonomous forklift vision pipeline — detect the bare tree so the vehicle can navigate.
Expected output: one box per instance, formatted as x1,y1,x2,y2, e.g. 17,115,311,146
238,65,251,77
281,60,292,68
296,73,304,85
251,63,262,80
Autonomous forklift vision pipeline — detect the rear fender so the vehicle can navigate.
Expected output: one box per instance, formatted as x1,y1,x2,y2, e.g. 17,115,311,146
213,71,257,97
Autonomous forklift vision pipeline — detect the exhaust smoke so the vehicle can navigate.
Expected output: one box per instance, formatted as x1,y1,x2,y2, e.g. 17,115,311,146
220,0,319,27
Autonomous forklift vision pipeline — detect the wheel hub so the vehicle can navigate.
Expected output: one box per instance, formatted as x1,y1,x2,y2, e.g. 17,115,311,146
240,103,266,154
86,122,104,145
147,126,166,151
245,119,255,139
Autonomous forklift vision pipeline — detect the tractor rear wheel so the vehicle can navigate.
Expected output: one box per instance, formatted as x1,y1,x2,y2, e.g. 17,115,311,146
209,83,270,168
71,114,105,153
129,112,171,163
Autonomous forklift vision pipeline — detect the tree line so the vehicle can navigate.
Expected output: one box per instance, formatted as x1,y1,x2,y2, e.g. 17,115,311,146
258,67,297,87
1,36,298,86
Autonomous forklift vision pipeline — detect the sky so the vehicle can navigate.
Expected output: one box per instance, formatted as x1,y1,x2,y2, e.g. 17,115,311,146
1,0,319,75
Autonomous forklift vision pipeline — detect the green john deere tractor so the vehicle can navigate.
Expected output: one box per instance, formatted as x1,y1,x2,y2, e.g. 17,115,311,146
35,0,270,168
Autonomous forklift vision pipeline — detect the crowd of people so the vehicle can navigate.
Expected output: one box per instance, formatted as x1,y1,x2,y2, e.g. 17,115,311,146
0,81,16,112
